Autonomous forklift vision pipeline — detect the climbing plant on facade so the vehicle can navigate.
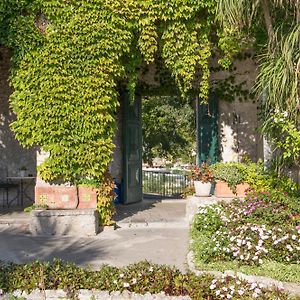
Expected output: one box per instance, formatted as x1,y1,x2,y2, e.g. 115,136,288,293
0,0,226,184
216,0,300,168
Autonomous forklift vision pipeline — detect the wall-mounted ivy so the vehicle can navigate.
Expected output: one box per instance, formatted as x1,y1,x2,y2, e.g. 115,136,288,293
0,0,245,184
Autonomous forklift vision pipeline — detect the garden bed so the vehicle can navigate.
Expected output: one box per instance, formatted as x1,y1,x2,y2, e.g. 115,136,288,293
190,189,300,287
1,260,298,300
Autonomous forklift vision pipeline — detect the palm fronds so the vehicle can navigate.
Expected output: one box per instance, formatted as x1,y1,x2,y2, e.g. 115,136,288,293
256,24,300,120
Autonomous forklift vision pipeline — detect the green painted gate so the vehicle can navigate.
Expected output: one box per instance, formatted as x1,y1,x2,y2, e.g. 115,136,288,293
121,92,218,203
122,91,143,204
196,94,219,165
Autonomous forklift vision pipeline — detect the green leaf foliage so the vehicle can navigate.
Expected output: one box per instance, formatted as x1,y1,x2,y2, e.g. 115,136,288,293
142,96,195,165
0,0,240,183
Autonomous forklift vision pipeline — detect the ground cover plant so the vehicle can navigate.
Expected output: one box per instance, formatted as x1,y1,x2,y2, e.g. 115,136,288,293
191,188,300,283
0,260,299,300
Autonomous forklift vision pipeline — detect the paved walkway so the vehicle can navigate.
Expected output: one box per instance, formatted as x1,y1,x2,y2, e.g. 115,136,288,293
0,198,189,271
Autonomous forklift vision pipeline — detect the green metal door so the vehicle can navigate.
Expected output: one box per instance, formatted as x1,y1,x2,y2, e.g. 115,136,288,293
122,91,143,204
196,93,219,165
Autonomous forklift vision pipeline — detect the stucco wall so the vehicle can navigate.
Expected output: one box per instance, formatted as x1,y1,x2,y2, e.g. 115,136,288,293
211,55,263,162
0,46,36,207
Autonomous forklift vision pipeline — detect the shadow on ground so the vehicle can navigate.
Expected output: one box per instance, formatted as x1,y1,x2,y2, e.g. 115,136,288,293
0,229,108,267
113,194,186,223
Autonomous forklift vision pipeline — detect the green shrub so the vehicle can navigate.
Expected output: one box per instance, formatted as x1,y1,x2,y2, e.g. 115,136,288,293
97,173,116,226
0,260,297,299
191,205,223,237
211,162,247,193
243,160,299,196
191,190,300,281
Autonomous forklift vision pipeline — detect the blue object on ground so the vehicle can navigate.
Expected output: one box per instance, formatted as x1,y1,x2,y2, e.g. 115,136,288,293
113,182,121,204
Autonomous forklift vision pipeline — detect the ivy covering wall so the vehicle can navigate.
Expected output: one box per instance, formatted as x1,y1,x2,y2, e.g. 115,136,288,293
0,0,228,183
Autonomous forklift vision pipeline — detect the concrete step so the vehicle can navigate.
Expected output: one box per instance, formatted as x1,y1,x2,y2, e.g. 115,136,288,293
0,223,30,234
0,214,30,234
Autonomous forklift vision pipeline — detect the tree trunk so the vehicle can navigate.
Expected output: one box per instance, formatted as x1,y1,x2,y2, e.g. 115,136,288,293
260,0,274,40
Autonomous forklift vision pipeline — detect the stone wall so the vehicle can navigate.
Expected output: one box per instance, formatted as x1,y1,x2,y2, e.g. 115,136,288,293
211,55,263,162
0,46,36,207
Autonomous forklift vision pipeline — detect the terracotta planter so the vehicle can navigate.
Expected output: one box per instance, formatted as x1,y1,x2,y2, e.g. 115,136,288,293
35,186,77,209
214,181,250,198
194,181,212,197
78,186,98,209
35,186,98,209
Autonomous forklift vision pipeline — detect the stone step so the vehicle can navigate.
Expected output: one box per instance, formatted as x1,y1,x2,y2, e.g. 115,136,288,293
0,223,30,234
0,213,30,234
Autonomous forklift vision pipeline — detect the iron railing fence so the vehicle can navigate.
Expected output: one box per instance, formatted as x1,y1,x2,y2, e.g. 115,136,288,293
142,170,192,197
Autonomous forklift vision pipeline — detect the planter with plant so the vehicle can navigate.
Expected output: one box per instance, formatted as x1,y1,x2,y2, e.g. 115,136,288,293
19,166,28,177
211,162,250,197
190,163,214,197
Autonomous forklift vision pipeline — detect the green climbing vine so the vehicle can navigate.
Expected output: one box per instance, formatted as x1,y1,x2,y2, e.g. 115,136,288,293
0,0,238,184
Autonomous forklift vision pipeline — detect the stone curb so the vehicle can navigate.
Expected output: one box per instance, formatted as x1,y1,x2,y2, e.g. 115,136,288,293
185,196,300,297
3,289,191,300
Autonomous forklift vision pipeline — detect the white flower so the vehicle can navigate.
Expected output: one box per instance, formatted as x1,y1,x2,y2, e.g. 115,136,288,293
250,282,257,290
148,266,153,272
226,294,232,299
216,290,221,296
132,278,137,284
113,280,117,284
238,289,244,295
292,235,297,240
123,282,130,288
210,284,216,290
252,292,259,298
254,288,261,294
119,273,124,278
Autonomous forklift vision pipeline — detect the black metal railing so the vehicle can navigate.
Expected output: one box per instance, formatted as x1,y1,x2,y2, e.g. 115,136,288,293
142,170,192,197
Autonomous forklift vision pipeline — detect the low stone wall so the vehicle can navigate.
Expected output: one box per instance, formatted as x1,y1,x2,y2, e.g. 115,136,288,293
30,209,99,236
185,195,233,224
4,290,191,300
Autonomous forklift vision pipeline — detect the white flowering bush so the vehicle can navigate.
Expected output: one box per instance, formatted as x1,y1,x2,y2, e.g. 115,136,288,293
1,260,297,300
192,190,300,270
192,205,224,234
209,274,289,299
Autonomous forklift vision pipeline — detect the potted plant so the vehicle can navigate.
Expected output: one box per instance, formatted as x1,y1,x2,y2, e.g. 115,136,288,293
211,162,250,197
19,166,28,177
190,162,214,197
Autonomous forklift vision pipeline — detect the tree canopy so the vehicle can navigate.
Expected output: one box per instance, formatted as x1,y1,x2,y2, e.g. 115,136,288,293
142,96,195,166
217,0,300,167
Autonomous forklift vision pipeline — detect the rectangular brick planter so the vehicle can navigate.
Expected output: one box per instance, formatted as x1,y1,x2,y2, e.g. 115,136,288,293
35,186,97,209
214,181,250,198
78,186,98,209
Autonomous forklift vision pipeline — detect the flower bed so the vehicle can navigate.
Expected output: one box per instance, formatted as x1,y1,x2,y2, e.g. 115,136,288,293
0,260,297,300
191,190,300,283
